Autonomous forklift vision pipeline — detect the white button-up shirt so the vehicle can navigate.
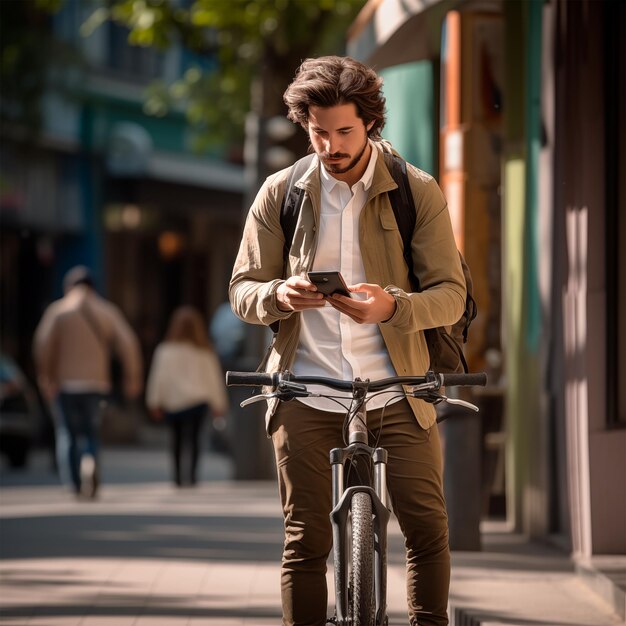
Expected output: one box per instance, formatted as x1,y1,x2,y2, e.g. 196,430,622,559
292,144,400,412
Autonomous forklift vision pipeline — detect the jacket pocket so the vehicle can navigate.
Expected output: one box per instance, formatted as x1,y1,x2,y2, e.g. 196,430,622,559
378,207,408,283
379,207,400,231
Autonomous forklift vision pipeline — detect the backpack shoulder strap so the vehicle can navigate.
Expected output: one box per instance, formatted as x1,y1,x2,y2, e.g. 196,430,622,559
270,154,315,335
382,151,420,291
280,153,316,257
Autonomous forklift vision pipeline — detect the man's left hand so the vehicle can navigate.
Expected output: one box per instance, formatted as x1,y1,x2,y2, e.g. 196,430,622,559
327,283,396,324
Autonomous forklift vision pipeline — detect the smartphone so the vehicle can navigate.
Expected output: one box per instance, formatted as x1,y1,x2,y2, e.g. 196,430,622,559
307,271,352,297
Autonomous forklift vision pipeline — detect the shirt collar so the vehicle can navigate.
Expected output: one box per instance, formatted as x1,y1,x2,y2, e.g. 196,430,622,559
320,140,378,193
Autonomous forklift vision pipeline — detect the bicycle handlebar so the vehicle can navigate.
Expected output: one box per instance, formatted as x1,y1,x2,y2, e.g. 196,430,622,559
439,372,487,387
226,371,281,387
225,370,487,391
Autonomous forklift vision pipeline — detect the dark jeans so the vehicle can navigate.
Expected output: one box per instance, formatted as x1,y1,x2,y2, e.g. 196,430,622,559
165,403,208,486
55,392,106,491
270,398,450,626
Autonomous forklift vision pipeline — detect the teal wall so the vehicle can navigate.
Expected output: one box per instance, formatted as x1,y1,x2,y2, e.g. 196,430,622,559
502,0,544,533
379,61,436,175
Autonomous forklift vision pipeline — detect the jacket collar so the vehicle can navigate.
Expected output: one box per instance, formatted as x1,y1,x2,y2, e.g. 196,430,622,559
368,141,400,200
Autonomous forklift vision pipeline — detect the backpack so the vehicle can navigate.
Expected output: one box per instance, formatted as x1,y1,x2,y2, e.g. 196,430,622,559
277,151,477,374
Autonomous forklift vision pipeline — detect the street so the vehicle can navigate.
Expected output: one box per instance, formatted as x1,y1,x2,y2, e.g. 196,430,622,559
1,443,623,625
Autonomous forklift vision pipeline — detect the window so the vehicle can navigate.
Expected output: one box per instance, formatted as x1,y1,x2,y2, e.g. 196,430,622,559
107,22,163,81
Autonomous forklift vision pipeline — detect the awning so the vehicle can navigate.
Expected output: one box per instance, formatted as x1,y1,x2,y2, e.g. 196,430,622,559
347,0,457,69
347,0,499,70
146,151,245,193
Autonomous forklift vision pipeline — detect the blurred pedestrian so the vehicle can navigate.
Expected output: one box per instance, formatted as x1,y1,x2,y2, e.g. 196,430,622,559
33,265,143,498
146,306,228,487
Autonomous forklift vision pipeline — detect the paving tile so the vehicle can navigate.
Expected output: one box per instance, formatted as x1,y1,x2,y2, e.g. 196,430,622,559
80,618,136,626
27,618,82,626
132,617,189,626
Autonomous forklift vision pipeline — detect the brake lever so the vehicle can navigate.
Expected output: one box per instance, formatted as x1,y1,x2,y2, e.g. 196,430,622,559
240,385,311,408
443,397,480,412
240,394,274,408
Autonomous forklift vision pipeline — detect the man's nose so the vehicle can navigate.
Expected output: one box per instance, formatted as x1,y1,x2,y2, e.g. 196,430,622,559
326,134,340,154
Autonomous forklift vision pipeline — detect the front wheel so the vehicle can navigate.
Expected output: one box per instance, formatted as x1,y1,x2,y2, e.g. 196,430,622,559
349,491,375,626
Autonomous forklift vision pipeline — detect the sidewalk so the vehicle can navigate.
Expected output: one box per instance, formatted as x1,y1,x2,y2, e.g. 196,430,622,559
449,523,626,626
0,447,624,625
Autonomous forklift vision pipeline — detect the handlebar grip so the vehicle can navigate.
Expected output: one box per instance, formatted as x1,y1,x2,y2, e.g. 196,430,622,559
440,372,488,387
225,371,279,387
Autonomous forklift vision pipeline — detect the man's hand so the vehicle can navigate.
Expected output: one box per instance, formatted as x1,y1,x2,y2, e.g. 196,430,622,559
276,275,325,312
327,282,397,324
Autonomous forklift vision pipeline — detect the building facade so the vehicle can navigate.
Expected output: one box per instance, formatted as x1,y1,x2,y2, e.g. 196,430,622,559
1,1,245,409
348,0,625,567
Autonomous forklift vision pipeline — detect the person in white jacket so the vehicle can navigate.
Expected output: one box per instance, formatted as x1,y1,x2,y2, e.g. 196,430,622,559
146,306,228,486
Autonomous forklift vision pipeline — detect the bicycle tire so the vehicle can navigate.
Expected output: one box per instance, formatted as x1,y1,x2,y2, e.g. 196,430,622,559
349,491,375,626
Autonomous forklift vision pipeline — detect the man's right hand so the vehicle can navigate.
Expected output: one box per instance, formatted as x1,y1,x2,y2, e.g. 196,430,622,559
276,275,326,312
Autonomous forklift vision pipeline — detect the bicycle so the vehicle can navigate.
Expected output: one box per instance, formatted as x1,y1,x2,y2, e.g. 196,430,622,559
226,369,487,626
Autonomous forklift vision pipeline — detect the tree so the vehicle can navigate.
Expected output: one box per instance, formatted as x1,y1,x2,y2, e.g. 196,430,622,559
82,0,364,157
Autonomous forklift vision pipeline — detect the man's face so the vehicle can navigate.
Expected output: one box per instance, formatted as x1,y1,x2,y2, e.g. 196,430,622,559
308,103,374,185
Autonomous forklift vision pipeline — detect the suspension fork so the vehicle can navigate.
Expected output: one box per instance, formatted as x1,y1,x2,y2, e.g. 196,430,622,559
331,441,388,509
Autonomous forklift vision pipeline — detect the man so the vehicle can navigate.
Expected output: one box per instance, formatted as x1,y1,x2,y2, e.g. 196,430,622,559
33,265,142,497
230,56,466,626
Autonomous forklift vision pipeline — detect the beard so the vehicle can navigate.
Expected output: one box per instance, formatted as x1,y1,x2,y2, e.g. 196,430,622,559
320,136,370,176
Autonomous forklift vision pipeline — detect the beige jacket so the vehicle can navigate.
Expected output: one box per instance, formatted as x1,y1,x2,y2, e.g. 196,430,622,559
33,285,143,400
229,143,466,429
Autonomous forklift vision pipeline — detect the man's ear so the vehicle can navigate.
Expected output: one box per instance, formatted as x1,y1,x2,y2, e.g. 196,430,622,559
366,120,375,133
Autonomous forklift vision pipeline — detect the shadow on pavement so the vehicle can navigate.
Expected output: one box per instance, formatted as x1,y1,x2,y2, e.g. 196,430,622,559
0,513,284,561
0,601,282,621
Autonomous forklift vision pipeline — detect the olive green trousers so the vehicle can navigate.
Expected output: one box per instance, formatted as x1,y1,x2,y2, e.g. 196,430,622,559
270,398,450,626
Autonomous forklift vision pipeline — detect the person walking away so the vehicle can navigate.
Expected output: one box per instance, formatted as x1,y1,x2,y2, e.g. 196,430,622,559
229,56,466,626
33,265,143,498
146,306,228,487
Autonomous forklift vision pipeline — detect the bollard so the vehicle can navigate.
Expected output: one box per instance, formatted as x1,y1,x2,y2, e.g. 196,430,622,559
439,402,482,551
228,383,275,480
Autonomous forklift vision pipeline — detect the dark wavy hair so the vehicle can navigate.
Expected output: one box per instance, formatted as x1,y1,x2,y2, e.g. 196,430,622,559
283,56,386,139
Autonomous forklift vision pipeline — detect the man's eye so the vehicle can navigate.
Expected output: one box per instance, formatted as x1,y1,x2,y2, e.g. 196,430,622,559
339,130,351,135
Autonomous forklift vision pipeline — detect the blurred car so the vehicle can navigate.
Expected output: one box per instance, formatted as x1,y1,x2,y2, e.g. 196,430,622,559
0,353,40,468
